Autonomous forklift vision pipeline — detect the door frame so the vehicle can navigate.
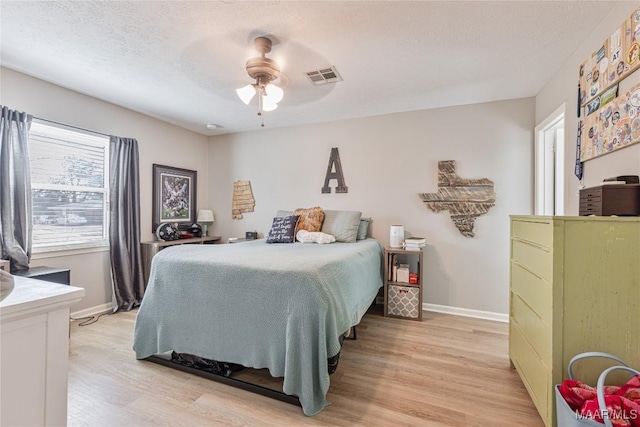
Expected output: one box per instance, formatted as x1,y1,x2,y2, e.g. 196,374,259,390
534,104,566,215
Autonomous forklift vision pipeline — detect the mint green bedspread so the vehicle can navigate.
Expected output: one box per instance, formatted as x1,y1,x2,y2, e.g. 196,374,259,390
133,238,383,415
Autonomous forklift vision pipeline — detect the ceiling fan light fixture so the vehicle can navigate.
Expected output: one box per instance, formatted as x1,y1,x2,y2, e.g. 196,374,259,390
236,84,257,105
237,36,283,125
263,83,283,104
262,98,279,112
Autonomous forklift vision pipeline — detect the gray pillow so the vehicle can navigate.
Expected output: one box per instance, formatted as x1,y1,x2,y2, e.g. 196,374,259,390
321,210,362,243
275,210,292,217
357,217,371,240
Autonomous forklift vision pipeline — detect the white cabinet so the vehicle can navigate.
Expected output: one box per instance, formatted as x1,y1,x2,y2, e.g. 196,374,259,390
1,276,85,426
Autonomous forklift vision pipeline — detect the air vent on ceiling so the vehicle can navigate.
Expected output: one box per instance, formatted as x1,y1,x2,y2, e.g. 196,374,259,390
305,66,343,86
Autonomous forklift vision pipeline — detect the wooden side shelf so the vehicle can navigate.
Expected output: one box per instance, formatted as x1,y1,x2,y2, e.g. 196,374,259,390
383,247,423,321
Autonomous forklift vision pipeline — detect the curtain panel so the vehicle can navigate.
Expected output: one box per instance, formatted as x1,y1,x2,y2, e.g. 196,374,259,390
109,136,144,312
0,106,33,270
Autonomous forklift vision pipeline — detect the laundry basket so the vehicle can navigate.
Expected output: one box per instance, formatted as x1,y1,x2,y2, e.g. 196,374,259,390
555,352,640,427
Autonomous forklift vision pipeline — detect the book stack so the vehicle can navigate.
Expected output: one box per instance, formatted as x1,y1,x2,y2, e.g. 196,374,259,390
403,237,425,250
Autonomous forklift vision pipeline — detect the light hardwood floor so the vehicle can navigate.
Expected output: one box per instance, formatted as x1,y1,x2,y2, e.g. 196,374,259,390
68,307,544,426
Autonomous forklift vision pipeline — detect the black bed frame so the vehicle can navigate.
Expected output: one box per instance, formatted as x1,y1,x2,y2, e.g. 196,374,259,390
142,326,357,407
145,354,302,406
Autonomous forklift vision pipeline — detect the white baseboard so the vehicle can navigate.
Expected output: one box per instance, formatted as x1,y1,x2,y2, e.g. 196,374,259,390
71,302,507,323
423,303,508,323
70,302,113,319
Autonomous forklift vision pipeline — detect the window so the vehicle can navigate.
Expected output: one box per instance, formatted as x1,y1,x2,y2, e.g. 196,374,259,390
29,120,110,252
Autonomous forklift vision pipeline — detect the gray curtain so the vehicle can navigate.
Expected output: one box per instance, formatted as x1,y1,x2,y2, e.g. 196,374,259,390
109,136,144,312
0,106,33,271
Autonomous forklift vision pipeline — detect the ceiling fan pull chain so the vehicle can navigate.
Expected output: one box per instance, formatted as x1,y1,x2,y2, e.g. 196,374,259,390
259,86,265,127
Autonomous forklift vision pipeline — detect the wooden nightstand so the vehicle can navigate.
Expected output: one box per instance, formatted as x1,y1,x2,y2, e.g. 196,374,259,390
141,236,220,285
383,247,423,321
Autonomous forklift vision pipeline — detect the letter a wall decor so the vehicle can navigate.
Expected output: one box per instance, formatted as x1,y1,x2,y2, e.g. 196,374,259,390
321,147,348,193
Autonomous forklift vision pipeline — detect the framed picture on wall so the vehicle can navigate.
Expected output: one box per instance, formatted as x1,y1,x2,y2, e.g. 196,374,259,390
152,164,197,233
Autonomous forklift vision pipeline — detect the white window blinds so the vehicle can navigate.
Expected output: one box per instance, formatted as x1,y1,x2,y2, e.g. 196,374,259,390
29,120,110,252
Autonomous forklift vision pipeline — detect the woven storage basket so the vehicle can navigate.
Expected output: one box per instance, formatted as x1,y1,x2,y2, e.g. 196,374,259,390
387,285,419,318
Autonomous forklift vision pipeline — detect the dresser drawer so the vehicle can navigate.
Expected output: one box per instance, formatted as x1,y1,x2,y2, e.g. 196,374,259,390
579,198,601,208
579,195,601,204
511,293,551,363
511,239,552,282
512,219,552,248
510,261,551,325
510,323,550,423
579,205,602,215
580,187,602,199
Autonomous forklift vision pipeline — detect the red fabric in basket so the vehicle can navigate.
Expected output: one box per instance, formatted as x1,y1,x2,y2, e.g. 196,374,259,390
559,376,640,426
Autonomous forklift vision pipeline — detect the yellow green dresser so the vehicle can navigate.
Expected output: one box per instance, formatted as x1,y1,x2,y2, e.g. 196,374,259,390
509,215,640,427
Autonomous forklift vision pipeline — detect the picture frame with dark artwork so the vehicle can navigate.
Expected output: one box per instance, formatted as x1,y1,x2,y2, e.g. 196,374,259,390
152,164,197,233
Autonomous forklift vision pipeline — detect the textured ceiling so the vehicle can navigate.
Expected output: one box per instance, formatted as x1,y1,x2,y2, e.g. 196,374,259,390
0,1,617,136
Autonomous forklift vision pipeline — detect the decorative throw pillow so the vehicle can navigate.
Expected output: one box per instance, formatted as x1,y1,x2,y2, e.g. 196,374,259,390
275,210,292,218
292,206,325,240
296,230,336,244
321,210,362,243
266,215,300,243
357,217,372,240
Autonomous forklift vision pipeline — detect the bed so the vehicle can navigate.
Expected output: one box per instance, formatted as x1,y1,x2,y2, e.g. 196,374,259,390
133,237,384,415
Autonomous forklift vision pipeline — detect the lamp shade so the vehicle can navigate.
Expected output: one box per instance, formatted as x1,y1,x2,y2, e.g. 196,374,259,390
263,84,284,103
197,209,215,224
236,84,257,105
262,98,278,112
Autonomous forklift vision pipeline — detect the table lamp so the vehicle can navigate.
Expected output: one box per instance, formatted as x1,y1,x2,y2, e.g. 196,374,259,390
197,209,215,237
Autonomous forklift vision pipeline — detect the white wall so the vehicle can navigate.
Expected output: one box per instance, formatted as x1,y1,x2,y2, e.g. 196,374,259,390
4,3,635,316
208,98,534,314
1,67,209,313
536,2,640,215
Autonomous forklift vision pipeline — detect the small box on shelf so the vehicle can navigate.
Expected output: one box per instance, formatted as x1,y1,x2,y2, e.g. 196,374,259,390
396,266,410,283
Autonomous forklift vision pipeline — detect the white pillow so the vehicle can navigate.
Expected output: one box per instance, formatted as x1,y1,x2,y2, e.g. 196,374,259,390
296,229,336,244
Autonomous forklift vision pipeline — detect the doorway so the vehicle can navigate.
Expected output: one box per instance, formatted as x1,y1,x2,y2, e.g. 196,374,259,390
535,104,565,215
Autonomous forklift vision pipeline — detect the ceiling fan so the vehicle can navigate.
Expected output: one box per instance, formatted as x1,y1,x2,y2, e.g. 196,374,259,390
236,36,284,126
